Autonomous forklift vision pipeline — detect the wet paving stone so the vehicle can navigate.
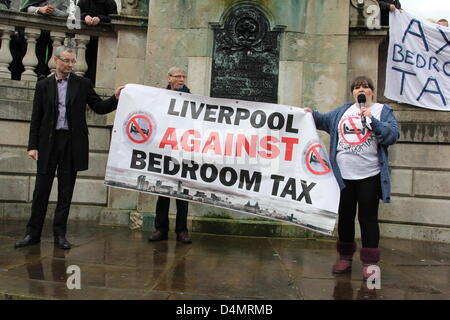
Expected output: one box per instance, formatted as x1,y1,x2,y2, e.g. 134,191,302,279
0,220,449,300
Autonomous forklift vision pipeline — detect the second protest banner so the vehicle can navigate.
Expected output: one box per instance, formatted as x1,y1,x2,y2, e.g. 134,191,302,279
105,84,340,235
385,10,450,111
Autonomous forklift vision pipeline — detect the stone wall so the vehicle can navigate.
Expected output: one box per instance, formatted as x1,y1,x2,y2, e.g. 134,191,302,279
136,0,351,224
377,104,450,242
1,0,449,243
143,0,349,108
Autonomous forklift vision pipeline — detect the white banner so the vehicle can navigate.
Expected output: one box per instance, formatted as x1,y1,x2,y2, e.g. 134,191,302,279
385,10,450,111
105,84,340,235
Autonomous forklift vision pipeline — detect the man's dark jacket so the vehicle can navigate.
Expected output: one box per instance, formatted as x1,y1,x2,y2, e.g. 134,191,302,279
77,0,117,23
378,0,401,26
28,73,117,174
166,84,191,93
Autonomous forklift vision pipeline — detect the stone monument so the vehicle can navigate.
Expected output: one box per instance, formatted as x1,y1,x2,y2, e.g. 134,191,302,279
211,4,280,103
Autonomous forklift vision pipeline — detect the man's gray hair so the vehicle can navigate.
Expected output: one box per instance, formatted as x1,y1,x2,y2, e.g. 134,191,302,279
168,66,186,76
54,46,76,58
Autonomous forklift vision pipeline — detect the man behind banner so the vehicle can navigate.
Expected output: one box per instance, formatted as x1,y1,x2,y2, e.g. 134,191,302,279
15,46,125,250
148,67,192,244
437,19,448,27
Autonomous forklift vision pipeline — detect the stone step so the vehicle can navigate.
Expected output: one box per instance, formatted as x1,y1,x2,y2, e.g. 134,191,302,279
3,204,450,243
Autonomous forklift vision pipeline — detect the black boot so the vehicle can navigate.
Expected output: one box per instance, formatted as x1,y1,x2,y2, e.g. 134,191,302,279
14,235,40,248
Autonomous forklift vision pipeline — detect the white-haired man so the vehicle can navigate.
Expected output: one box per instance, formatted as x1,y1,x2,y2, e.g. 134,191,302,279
148,67,193,244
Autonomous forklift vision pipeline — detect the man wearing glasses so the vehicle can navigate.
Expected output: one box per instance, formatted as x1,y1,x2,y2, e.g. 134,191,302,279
148,67,193,244
15,46,125,249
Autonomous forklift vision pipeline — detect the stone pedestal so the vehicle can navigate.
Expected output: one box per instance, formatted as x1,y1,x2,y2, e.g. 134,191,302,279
348,31,386,101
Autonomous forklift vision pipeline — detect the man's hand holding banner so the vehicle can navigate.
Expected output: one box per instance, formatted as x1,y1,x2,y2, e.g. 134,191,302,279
105,84,340,235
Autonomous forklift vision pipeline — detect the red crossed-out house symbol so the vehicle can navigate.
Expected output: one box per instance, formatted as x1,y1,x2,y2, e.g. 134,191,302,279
305,143,331,175
126,115,153,144
339,116,371,146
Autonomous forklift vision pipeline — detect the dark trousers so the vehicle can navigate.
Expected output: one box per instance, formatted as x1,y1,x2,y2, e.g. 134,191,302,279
337,174,381,248
26,131,77,238
155,196,188,234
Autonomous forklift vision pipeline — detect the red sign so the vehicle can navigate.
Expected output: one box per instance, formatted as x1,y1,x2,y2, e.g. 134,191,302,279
126,115,153,144
339,117,371,146
305,144,331,175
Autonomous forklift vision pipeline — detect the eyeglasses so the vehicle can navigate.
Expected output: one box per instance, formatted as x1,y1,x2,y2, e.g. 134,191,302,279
57,57,77,64
170,74,186,79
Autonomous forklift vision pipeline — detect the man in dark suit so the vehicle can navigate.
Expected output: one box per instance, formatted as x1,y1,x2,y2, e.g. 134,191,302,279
148,67,192,244
77,0,118,25
15,45,124,249
377,0,401,26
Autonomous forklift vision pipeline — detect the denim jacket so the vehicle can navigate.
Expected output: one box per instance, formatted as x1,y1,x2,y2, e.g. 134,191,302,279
312,102,400,203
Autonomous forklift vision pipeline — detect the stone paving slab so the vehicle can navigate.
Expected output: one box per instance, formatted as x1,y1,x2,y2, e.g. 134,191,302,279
0,220,449,301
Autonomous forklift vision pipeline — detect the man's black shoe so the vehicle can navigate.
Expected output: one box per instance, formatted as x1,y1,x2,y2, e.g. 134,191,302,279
14,235,40,248
54,236,71,250
176,231,192,244
148,230,168,242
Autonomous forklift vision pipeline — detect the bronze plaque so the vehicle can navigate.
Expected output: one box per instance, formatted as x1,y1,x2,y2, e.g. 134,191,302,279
211,6,280,103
